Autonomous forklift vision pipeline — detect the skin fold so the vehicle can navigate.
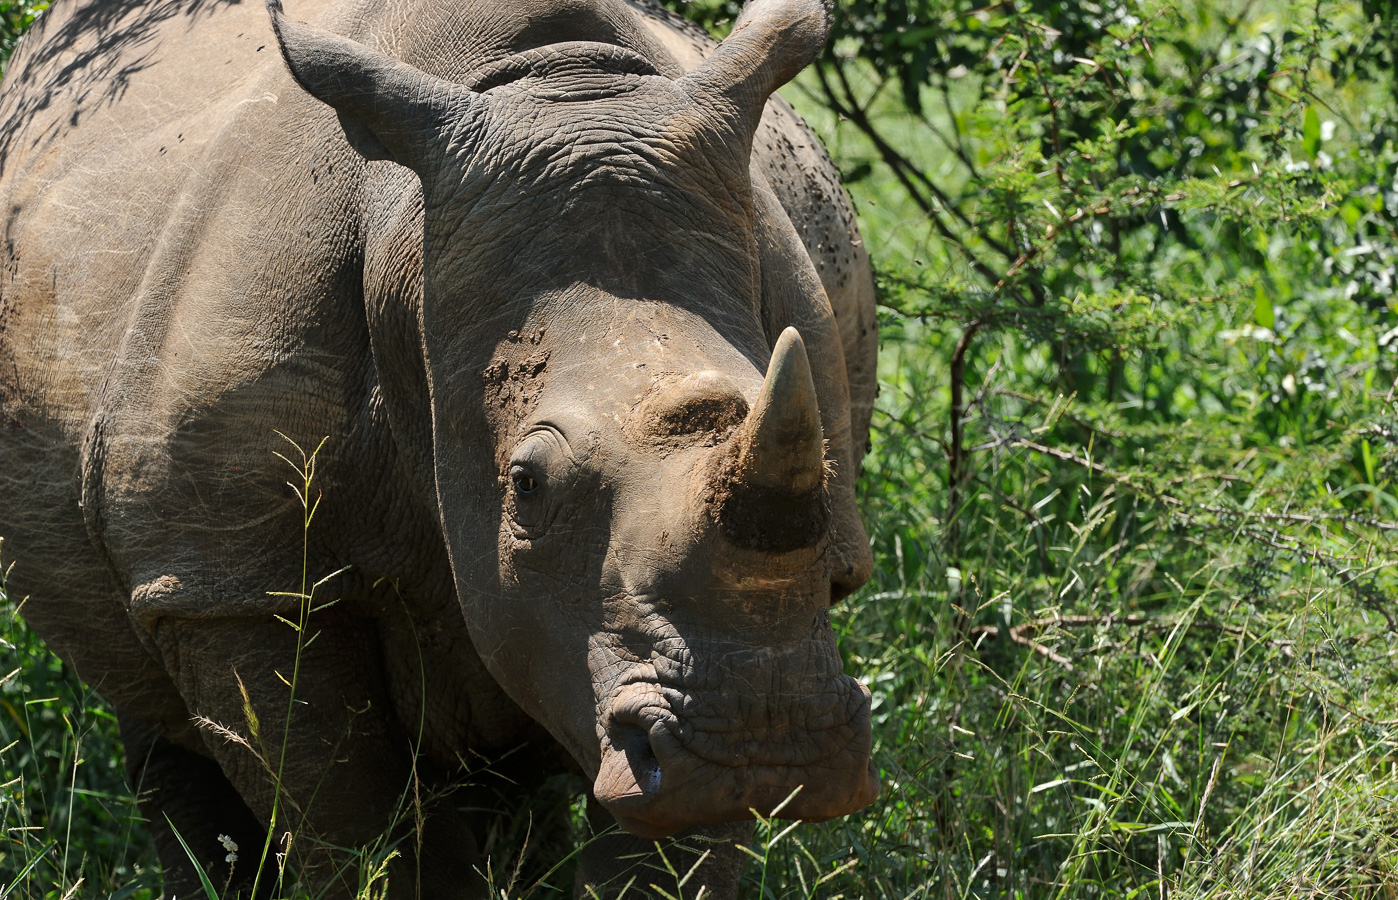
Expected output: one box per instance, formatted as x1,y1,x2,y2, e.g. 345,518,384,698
0,0,880,896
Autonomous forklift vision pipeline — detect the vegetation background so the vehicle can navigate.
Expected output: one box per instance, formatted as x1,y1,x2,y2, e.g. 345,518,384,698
1,0,1397,896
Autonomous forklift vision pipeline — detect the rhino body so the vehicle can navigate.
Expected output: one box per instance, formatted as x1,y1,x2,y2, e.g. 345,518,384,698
0,0,879,895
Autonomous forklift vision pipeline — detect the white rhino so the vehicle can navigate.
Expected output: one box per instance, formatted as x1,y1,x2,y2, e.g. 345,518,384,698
0,0,880,895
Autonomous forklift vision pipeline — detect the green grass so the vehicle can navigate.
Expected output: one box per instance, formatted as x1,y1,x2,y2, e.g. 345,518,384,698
0,582,159,897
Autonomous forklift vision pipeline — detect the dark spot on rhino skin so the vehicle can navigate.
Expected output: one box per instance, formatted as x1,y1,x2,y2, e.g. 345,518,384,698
710,479,828,552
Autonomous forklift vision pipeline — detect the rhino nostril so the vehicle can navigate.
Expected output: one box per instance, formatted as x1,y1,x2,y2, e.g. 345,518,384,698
610,720,662,795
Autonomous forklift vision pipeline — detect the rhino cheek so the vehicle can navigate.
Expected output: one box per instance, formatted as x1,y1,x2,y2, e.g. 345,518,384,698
457,504,625,776
468,586,604,768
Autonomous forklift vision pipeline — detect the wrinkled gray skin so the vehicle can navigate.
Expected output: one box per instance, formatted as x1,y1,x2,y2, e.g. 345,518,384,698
0,0,880,895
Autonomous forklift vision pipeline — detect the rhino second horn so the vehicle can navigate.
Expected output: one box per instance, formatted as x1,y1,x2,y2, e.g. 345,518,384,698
709,327,829,552
740,327,824,494
679,0,832,138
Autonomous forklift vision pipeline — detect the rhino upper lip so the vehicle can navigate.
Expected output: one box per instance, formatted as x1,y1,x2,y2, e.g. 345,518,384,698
604,674,871,770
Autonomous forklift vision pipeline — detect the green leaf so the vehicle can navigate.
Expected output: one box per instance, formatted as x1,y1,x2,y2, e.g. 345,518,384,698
1302,106,1321,159
166,816,221,900
1254,285,1274,331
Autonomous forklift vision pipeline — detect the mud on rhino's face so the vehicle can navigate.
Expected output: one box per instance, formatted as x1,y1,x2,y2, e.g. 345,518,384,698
269,0,879,835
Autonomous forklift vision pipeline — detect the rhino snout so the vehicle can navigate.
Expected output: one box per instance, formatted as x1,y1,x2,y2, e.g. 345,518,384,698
592,677,880,838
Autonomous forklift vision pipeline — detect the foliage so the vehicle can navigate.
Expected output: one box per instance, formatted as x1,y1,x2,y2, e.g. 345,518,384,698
0,0,44,69
5,0,1398,897
0,559,158,897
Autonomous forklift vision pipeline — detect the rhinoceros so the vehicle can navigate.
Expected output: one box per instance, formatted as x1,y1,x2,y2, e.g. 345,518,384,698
0,0,880,895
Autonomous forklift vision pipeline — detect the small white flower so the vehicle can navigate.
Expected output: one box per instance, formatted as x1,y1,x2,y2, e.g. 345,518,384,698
219,834,239,864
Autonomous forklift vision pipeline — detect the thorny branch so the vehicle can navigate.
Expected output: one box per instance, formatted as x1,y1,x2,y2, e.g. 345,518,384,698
968,612,1298,672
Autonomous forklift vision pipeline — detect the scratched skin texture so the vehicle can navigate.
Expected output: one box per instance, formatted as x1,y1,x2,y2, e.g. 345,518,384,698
0,0,879,896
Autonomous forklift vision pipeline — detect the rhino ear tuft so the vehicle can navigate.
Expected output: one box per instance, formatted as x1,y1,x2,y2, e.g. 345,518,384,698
679,0,831,140
266,0,474,171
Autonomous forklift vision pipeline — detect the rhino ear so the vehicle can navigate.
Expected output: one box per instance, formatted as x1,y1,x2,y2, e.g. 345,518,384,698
267,0,475,171
679,0,830,139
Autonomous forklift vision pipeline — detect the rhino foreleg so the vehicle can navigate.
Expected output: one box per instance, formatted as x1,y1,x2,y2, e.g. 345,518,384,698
147,612,485,900
119,712,274,898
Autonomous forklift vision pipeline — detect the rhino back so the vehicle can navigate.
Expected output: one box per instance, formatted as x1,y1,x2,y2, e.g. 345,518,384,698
0,0,356,442
0,0,875,500
1,0,545,771
0,0,388,740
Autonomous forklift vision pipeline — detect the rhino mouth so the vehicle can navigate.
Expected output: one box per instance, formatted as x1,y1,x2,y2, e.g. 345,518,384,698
591,675,879,838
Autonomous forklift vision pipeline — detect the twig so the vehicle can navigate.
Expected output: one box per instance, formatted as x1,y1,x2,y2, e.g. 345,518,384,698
990,388,1130,438
948,322,985,559
970,612,1298,671
1191,504,1398,533
1315,694,1398,728
1012,438,1114,478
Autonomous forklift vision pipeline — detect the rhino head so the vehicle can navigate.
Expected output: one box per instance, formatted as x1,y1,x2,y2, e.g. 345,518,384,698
269,0,878,837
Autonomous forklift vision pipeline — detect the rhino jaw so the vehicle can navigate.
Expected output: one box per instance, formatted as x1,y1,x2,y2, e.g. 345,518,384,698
591,677,880,838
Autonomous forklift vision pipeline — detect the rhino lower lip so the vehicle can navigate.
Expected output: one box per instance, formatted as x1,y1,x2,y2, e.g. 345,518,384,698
609,811,682,841
594,750,882,839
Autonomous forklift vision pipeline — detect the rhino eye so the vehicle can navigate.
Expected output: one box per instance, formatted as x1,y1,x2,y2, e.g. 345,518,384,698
506,428,572,536
512,470,539,496
508,463,548,534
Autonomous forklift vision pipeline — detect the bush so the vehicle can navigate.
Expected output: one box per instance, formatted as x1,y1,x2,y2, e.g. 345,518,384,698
0,0,45,67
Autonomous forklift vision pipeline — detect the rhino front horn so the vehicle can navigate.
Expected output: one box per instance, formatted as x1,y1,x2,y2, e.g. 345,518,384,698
710,327,829,552
743,327,825,493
